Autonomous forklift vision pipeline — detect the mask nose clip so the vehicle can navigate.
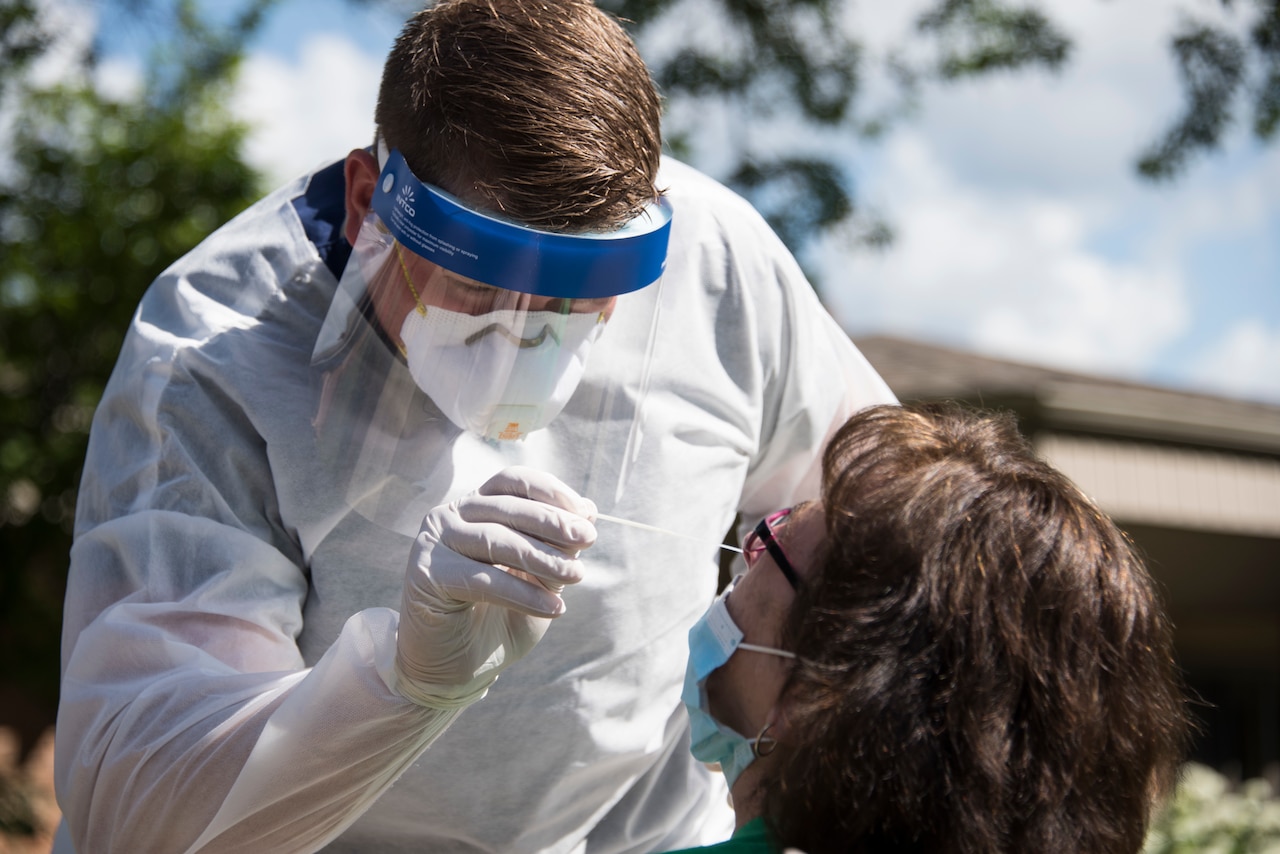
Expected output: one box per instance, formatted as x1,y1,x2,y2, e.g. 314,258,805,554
465,322,561,349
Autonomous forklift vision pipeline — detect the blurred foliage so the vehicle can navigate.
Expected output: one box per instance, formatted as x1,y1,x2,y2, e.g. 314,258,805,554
917,0,1070,78
1140,0,1280,180
0,0,268,740
596,0,1278,259
1144,763,1280,853
0,0,48,99
596,0,1076,269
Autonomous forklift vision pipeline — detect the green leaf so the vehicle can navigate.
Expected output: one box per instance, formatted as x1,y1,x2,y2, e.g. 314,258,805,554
1138,23,1246,180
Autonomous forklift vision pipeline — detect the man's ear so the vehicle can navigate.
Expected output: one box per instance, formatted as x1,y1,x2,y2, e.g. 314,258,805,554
343,148,380,246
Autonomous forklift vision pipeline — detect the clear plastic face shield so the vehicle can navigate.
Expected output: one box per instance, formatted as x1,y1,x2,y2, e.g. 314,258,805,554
311,146,673,534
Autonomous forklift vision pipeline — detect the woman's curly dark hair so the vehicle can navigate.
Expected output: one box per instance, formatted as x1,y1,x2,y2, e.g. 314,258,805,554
764,403,1189,854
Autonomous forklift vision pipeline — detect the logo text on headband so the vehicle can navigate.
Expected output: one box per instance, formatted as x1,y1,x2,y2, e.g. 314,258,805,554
396,185,416,218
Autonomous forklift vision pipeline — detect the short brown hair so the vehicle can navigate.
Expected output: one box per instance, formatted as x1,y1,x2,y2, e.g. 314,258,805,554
768,403,1189,853
375,0,662,232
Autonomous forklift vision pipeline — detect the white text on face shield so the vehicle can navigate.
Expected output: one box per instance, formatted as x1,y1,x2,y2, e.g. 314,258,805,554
395,184,416,218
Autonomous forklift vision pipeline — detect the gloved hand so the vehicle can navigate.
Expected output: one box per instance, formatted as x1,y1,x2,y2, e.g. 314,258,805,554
394,466,597,709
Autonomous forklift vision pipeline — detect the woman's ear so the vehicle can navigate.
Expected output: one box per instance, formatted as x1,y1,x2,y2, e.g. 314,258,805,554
765,698,797,748
343,148,380,246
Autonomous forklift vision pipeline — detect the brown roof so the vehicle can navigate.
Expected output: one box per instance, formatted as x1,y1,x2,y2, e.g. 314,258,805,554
851,335,1280,456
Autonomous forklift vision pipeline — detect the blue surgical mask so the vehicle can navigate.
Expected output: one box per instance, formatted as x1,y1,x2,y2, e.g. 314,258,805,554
681,577,796,789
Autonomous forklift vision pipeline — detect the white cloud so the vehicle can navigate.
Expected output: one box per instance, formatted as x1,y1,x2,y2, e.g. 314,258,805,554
94,55,143,102
969,253,1189,377
823,128,1190,381
25,0,96,89
1145,143,1280,260
818,0,1279,401
1190,321,1280,404
902,0,1185,196
229,33,383,188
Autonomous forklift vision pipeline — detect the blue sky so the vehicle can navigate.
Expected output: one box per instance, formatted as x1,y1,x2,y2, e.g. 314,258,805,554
93,0,1280,404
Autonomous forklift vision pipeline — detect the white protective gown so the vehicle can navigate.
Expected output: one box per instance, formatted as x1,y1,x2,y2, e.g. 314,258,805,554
55,156,896,853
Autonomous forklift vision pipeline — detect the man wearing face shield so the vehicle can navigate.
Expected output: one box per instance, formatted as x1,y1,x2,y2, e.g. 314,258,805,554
53,2,896,853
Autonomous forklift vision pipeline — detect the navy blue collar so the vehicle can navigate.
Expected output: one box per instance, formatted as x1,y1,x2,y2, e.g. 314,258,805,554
291,158,352,281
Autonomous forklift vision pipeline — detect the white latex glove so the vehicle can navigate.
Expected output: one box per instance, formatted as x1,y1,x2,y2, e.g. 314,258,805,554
394,466,597,709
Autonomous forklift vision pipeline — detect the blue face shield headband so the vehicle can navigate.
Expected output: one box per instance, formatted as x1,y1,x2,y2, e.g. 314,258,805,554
371,147,674,299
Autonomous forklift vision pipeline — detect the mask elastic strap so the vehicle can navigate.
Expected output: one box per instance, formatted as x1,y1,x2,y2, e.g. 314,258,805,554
737,642,796,660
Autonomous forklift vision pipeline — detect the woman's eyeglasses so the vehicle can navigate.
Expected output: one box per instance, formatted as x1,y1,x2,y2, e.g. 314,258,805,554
742,507,800,590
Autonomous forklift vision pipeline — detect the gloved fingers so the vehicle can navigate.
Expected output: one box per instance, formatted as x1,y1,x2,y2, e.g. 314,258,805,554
434,516,587,587
411,556,568,617
454,492,596,553
476,466,598,520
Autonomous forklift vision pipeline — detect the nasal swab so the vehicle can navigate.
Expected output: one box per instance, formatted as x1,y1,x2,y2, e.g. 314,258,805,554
594,512,744,554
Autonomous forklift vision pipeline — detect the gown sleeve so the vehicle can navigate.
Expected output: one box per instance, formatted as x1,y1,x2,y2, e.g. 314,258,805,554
55,194,472,854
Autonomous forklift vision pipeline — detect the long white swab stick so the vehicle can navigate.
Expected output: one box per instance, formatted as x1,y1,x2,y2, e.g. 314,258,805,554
594,512,743,554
